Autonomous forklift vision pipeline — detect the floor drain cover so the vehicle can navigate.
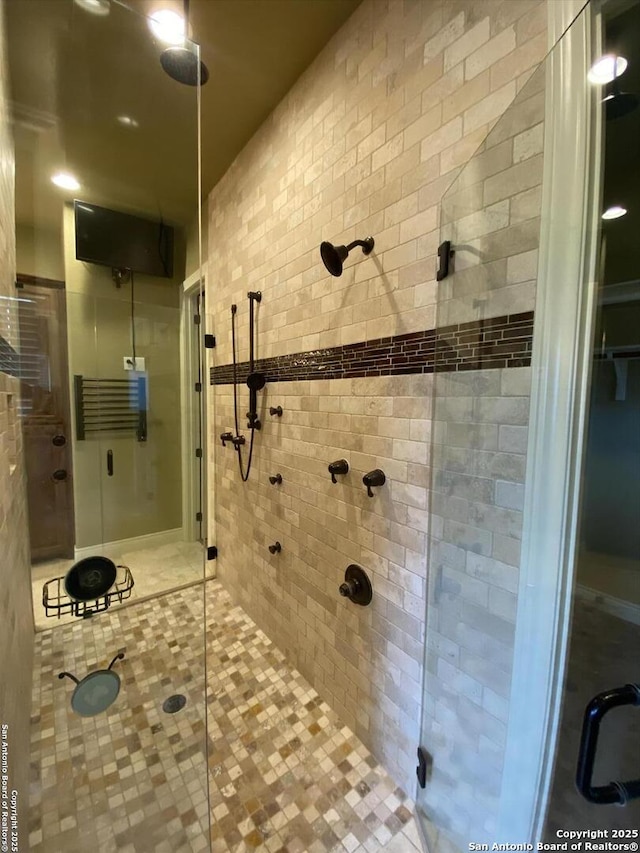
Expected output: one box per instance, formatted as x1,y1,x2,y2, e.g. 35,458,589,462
162,694,187,714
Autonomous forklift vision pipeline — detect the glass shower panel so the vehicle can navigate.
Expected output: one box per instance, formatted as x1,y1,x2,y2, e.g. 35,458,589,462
8,0,209,848
417,34,548,852
94,290,199,594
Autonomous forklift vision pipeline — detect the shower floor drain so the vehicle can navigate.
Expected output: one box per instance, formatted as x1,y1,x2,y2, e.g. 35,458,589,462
162,694,187,714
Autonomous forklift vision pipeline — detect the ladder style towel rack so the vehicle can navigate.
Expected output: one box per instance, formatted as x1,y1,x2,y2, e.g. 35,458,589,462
74,375,147,442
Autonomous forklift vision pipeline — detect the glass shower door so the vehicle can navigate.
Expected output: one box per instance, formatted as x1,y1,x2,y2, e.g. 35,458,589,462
416,50,547,846
93,289,198,598
8,0,210,848
417,0,639,848
542,0,640,836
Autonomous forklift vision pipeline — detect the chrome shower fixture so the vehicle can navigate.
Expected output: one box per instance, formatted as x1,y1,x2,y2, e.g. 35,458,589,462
320,236,375,277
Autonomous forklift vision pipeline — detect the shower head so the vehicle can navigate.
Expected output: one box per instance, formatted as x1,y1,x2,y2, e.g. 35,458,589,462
158,0,209,86
160,46,209,86
320,236,375,277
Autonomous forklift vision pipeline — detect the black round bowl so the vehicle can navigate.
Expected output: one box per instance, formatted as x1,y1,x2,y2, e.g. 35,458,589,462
64,556,117,602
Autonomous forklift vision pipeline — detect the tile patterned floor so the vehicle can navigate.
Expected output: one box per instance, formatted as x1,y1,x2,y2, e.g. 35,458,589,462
31,540,207,631
29,580,422,853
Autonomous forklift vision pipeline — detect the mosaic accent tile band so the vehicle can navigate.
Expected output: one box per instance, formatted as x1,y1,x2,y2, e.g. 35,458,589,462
210,311,534,385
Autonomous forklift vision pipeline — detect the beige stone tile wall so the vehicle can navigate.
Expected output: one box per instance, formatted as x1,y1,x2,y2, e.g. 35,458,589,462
438,60,545,327
215,375,433,788
206,0,548,800
208,0,547,364
0,0,34,845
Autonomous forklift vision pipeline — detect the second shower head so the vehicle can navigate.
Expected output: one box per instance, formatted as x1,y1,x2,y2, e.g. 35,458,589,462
320,236,374,277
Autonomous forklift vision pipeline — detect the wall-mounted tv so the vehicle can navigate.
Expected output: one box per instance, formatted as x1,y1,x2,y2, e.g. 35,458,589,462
74,201,174,278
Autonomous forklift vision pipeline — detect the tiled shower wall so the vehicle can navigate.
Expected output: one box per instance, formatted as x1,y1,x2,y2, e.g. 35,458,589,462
0,0,34,844
206,0,549,795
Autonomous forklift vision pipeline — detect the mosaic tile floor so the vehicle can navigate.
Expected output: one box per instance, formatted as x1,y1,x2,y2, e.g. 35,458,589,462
31,539,208,630
30,580,421,853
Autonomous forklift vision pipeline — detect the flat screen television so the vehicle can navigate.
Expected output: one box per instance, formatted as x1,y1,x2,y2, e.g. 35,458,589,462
74,201,174,278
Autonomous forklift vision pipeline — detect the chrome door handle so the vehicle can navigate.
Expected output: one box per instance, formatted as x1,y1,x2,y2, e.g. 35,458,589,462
576,683,640,804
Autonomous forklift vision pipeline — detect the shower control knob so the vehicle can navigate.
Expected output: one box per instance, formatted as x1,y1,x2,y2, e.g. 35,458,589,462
339,565,372,606
268,474,283,485
363,468,386,497
339,580,359,598
328,459,349,484
269,406,283,417
220,432,234,447
268,542,281,555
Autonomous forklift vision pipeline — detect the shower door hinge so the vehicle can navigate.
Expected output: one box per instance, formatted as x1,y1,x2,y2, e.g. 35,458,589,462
195,448,202,458
194,382,202,392
193,314,201,325
416,746,430,789
436,240,453,281
207,545,217,561
195,511,203,522
204,334,216,349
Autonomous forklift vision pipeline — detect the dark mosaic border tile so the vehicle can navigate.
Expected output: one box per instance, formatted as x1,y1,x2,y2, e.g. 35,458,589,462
210,311,534,385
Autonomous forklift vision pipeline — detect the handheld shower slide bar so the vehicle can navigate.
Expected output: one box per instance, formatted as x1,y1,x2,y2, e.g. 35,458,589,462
228,292,264,482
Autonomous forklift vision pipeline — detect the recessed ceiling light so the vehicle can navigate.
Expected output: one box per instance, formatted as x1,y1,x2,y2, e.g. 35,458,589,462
51,172,81,191
148,9,186,46
602,205,627,220
588,54,628,85
117,115,139,128
73,0,110,16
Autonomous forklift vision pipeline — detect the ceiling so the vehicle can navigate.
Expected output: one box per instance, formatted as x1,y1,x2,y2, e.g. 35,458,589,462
6,0,361,234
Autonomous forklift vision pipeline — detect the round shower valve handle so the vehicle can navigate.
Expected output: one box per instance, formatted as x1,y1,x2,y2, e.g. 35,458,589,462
339,579,359,598
339,565,372,606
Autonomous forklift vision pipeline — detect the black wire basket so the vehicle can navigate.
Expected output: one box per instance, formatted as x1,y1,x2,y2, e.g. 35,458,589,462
42,565,135,619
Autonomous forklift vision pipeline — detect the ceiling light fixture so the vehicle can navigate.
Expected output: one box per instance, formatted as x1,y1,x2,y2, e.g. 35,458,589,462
117,115,139,128
73,0,110,15
588,54,628,85
602,205,627,220
149,8,186,46
51,172,81,191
